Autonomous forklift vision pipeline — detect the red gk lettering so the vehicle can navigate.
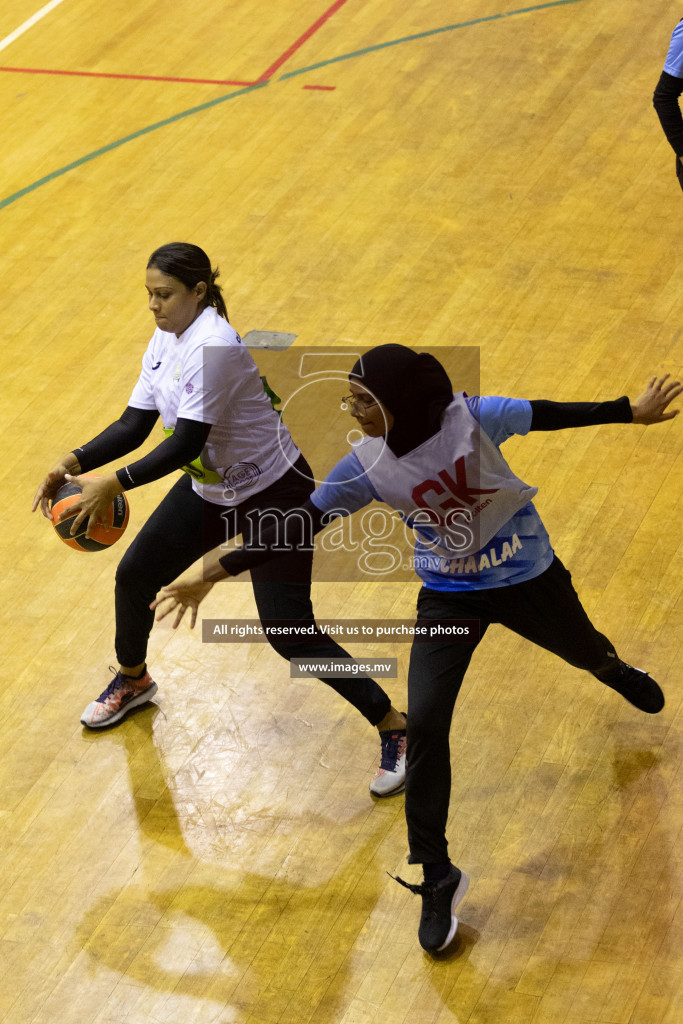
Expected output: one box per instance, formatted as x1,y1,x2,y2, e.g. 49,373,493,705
412,456,498,517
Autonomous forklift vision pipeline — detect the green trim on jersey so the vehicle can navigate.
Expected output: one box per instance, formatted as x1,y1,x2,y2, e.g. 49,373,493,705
261,375,282,417
162,426,223,484
163,375,282,483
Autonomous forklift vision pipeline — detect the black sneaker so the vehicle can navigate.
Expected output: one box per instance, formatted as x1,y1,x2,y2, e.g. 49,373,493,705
601,663,665,714
392,865,469,952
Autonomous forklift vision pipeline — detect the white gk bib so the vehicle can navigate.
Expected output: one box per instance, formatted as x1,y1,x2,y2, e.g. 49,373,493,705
353,393,538,557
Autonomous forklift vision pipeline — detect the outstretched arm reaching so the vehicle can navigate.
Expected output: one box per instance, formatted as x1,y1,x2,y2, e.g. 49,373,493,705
150,500,330,628
529,374,681,431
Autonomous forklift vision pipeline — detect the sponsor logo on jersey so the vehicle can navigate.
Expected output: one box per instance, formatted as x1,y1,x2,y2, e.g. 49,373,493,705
224,462,261,490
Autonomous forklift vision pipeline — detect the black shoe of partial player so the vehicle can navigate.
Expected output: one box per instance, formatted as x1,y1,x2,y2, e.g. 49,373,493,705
601,663,664,714
392,865,469,952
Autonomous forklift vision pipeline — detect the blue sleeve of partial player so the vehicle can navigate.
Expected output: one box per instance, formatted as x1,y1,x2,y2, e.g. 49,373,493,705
664,20,683,76
309,452,381,516
466,395,533,445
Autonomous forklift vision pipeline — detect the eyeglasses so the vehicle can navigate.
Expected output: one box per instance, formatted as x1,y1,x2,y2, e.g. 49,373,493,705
341,393,378,411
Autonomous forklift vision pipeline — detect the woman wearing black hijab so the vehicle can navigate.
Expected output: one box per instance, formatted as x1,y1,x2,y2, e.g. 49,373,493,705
349,344,456,456
152,345,680,954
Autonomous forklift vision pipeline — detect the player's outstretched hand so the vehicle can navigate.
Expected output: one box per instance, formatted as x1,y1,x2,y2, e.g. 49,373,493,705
151,578,214,630
631,373,682,424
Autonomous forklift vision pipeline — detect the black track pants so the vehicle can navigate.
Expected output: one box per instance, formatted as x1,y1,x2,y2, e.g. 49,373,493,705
405,556,618,863
114,459,391,725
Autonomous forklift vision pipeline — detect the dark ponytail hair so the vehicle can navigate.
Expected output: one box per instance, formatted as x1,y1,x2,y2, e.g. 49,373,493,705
147,242,229,321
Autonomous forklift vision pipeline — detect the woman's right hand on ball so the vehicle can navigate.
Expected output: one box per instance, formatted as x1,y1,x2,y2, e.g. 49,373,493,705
32,454,81,518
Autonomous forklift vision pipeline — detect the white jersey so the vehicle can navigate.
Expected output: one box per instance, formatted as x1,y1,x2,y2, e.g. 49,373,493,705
128,306,299,505
352,392,538,557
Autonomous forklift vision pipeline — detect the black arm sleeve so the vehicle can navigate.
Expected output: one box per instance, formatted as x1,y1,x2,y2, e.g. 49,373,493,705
115,417,212,489
653,70,683,155
75,406,159,472
219,499,331,577
529,396,632,431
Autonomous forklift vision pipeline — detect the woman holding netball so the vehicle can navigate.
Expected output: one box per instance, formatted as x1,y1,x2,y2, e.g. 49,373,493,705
153,344,680,953
32,244,407,797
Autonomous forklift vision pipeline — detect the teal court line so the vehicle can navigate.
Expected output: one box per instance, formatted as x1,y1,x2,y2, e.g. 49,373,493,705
0,0,585,211
280,0,586,80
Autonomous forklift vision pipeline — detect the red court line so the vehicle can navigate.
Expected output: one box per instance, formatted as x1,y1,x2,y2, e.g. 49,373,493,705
0,65,254,86
303,84,336,90
0,1,350,91
255,0,352,83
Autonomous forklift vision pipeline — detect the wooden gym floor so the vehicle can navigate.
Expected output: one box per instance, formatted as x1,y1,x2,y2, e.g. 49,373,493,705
0,1,681,1021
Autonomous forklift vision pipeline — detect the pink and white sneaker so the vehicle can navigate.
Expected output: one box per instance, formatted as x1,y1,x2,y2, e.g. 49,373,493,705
80,668,157,728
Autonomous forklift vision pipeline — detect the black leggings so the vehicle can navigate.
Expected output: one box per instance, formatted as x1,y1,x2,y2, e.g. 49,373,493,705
405,556,619,864
114,459,391,725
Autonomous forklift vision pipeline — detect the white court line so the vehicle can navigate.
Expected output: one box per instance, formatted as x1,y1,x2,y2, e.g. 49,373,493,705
0,0,67,55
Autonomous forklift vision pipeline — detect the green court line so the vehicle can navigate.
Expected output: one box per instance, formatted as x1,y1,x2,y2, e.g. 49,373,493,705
0,81,269,211
0,0,585,212
280,0,586,80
